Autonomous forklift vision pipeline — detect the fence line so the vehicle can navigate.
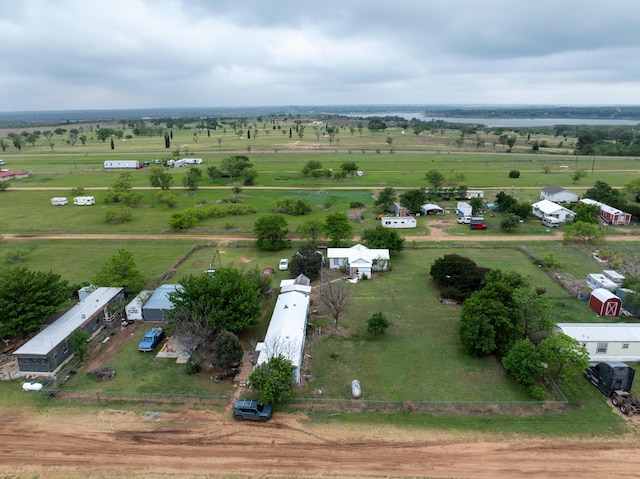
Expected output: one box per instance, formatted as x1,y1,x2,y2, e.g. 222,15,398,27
44,388,568,414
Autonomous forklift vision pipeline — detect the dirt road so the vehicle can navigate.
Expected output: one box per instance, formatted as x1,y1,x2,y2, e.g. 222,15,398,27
2,406,640,479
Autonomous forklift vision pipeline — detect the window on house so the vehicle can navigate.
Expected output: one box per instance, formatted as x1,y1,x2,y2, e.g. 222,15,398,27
63,342,69,354
596,343,608,354
623,343,629,349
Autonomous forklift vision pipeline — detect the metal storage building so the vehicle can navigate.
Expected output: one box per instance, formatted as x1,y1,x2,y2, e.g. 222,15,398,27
13,287,124,376
142,284,183,321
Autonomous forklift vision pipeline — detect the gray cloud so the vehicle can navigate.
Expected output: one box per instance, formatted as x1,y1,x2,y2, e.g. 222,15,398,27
0,0,639,111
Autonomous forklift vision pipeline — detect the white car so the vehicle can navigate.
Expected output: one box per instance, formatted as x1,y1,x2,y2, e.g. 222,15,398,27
278,259,289,271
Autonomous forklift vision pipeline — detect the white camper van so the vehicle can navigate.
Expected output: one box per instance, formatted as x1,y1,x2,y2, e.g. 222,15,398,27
73,196,95,206
542,217,560,227
50,197,68,206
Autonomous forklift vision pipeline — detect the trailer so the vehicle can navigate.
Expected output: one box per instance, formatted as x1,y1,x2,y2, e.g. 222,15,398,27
585,361,640,416
104,160,141,169
183,158,203,165
73,196,95,206
50,197,68,206
380,216,417,228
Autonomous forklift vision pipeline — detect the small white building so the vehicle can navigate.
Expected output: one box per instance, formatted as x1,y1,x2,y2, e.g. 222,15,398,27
125,290,153,321
555,323,640,361
255,277,311,384
456,201,473,217
540,186,579,204
327,244,390,279
531,199,576,222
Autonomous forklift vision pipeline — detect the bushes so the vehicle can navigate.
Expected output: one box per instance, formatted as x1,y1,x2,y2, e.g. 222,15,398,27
270,198,312,215
169,204,256,230
508,170,520,178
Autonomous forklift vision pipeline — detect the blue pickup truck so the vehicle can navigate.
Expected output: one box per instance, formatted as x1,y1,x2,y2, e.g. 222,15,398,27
138,327,165,352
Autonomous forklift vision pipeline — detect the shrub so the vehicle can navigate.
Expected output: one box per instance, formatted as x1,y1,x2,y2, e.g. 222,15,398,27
105,206,133,223
349,201,365,208
527,385,546,401
508,170,520,178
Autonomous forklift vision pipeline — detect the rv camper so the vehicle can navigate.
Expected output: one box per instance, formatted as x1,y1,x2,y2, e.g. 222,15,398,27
50,197,68,206
380,216,417,228
73,196,95,206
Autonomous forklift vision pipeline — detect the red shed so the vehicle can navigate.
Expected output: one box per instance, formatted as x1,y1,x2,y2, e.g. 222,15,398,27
589,288,622,317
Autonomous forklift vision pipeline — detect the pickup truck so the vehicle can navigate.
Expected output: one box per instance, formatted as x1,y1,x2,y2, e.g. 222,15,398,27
138,327,165,352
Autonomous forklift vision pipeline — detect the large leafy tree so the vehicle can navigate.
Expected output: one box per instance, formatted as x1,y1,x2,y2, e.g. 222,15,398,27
91,249,145,295
571,202,600,224
0,266,69,338
399,189,427,214
290,244,324,281
210,330,244,372
301,160,323,176
538,333,589,384
254,215,290,250
220,155,253,183
361,225,404,252
324,212,353,246
148,165,173,190
425,170,445,190
459,293,510,356
502,339,544,386
429,254,488,302
169,268,262,334
563,220,605,245
585,180,624,206
248,354,296,405
374,187,396,213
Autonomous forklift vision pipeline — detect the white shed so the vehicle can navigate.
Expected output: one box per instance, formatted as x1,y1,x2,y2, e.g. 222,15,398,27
555,323,640,361
125,290,153,321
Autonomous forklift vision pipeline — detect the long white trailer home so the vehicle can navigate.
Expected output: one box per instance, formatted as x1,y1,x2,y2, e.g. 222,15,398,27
104,160,141,169
380,216,417,228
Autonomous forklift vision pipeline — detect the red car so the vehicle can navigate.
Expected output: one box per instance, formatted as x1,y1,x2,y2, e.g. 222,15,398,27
470,223,487,230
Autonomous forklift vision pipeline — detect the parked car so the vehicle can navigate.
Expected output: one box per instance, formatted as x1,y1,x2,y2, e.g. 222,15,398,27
278,259,289,270
138,327,165,352
457,216,472,224
233,399,273,422
263,267,275,277
470,223,487,230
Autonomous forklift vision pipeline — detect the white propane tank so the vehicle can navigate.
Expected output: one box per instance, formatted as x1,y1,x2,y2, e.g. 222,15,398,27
351,379,362,399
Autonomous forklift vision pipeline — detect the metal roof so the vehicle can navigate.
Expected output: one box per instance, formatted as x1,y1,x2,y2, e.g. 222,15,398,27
143,284,182,310
556,323,640,343
14,287,123,356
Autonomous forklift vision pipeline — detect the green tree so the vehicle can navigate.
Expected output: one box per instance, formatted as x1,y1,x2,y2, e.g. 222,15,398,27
155,190,177,207
0,266,69,338
425,170,445,190
148,165,173,190
340,161,358,175
254,215,290,250
170,268,262,334
367,311,390,337
459,294,508,356
626,177,640,196
502,339,544,386
507,201,531,219
248,354,296,405
221,155,253,183
361,225,404,252
374,187,396,213
495,191,516,210
429,254,488,302
324,212,353,246
290,244,324,281
105,172,143,206
182,167,202,190
468,197,484,214
399,189,427,215
210,330,244,372
571,202,600,224
105,206,133,223
302,160,322,176
585,180,623,205
69,329,91,361
91,249,145,295
512,287,552,340
500,213,521,232
298,219,325,244
571,169,587,184
563,220,605,245
538,333,589,385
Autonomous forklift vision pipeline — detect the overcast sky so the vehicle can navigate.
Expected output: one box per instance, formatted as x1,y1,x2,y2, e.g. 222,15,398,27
1,0,639,112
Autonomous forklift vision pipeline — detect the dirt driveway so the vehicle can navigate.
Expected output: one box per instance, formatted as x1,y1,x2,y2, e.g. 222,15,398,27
1,406,640,479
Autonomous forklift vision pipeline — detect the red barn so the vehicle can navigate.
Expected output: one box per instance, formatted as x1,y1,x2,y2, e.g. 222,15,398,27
589,288,622,317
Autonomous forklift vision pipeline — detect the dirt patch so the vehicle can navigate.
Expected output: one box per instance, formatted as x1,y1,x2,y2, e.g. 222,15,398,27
2,406,640,478
239,257,252,263
86,322,142,371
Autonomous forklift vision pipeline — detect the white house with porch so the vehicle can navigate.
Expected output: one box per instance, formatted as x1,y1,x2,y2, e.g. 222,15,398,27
327,244,390,279
531,199,576,222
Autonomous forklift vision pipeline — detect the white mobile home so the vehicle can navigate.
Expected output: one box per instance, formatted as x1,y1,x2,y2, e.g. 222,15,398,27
183,158,202,165
173,159,187,167
465,190,484,199
587,273,618,292
380,216,416,228
104,160,140,169
555,323,640,361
